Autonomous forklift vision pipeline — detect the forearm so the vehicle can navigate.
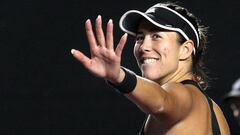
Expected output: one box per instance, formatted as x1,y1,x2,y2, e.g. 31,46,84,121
125,76,169,115
109,67,170,115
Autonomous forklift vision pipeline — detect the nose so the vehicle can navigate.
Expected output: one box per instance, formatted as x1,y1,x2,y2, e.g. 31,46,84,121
139,37,152,52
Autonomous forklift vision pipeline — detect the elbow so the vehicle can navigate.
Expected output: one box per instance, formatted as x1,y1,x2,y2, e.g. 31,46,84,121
145,95,170,116
150,105,166,115
147,105,175,123
143,103,166,116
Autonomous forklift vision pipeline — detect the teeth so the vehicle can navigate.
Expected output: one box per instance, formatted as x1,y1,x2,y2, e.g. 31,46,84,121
143,58,157,64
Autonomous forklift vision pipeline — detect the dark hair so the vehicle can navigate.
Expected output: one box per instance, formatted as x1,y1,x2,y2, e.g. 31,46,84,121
162,2,209,90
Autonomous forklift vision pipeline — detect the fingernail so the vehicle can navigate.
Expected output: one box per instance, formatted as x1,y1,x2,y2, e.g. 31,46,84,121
97,15,101,19
123,33,127,38
71,49,76,54
86,19,90,23
108,19,113,24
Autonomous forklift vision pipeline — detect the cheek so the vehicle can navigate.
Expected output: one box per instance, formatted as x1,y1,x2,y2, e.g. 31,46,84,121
160,46,179,69
160,47,169,58
161,45,178,59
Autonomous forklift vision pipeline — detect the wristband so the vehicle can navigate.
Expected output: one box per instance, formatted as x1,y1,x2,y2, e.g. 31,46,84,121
107,67,137,94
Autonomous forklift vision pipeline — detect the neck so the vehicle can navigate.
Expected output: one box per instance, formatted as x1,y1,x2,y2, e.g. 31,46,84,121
157,62,193,85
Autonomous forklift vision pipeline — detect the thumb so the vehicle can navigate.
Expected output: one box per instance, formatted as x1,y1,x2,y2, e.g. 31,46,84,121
71,49,92,68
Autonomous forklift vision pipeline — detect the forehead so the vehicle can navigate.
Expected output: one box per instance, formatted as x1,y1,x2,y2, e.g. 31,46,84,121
137,19,178,36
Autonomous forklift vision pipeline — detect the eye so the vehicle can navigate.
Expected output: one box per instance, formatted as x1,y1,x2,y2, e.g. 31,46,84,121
152,33,162,40
135,34,144,43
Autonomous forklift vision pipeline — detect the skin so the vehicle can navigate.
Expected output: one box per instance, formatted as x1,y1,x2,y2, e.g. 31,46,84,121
71,15,230,135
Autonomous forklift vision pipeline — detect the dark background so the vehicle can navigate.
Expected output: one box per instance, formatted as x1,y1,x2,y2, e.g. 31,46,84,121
1,0,240,134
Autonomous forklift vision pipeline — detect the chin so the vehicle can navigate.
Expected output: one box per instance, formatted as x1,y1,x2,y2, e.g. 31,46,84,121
142,70,161,81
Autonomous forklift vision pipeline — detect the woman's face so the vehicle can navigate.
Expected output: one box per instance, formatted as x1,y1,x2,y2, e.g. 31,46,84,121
133,20,182,83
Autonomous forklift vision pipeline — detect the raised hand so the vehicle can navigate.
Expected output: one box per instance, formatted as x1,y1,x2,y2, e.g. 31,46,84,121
71,15,128,83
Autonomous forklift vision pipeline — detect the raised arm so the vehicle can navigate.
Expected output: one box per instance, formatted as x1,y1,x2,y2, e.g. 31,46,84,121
71,15,194,125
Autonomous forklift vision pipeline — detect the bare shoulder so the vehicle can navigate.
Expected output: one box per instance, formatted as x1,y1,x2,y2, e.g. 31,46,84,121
162,82,193,94
212,100,231,135
162,82,193,106
160,82,230,135
161,81,202,101
160,82,202,119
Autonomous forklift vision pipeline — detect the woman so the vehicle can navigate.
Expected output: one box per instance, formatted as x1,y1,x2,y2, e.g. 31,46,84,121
71,2,230,135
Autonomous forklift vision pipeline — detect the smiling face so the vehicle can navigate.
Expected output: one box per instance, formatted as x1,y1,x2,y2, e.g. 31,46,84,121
133,20,184,83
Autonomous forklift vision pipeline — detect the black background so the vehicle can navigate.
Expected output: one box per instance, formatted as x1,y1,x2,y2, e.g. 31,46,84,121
1,0,240,134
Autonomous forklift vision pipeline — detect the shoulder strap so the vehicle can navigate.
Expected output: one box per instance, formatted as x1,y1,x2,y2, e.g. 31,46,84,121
207,97,221,135
180,80,202,90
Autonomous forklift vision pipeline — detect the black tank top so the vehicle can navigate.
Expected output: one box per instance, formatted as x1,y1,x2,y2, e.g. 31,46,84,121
139,80,221,135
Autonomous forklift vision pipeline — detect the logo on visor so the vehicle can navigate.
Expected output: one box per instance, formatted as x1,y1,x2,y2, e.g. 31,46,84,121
146,8,156,13
165,24,173,27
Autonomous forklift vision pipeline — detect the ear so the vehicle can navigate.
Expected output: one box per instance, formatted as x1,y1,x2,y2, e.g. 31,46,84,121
179,40,194,60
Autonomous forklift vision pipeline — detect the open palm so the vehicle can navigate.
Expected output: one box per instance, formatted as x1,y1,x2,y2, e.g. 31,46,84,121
71,15,128,82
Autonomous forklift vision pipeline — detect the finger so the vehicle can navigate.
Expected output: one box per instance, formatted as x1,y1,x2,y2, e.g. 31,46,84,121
115,33,127,57
95,15,106,48
106,19,114,50
71,49,92,69
85,19,98,54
